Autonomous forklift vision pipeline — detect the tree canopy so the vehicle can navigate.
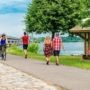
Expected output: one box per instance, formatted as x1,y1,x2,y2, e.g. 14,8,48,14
81,0,90,27
25,0,87,38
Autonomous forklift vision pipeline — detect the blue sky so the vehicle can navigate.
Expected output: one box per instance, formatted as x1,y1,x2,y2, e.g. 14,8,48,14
0,0,31,37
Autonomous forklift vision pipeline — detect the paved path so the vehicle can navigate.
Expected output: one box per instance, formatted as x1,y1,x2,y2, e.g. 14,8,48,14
0,54,90,90
0,63,57,90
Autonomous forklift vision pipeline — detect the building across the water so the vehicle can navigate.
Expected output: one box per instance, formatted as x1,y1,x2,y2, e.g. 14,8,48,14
7,36,21,45
0,35,31,45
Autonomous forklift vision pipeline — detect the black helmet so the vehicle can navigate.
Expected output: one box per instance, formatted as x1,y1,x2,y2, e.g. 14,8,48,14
24,32,27,35
2,33,6,37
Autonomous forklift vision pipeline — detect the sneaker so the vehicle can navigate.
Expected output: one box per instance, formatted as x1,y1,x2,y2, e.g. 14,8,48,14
25,55,27,59
56,63,59,66
46,61,49,65
1,54,4,60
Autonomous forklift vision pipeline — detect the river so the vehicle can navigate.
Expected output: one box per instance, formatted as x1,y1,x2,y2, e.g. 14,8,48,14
38,42,84,55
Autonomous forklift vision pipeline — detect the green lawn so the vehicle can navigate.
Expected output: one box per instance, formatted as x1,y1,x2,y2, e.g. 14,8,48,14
7,45,90,69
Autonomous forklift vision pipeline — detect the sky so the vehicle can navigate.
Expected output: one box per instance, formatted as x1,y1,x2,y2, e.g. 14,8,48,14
0,0,31,37
0,0,68,38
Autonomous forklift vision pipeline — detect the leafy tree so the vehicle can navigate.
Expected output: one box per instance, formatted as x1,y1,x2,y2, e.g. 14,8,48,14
81,0,90,27
25,0,87,38
82,19,90,27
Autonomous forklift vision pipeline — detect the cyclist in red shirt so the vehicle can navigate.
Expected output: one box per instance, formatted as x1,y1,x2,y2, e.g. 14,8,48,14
22,32,29,59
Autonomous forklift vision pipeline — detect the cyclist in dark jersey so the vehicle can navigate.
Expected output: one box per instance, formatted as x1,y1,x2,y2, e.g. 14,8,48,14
1,34,7,59
1,34,6,45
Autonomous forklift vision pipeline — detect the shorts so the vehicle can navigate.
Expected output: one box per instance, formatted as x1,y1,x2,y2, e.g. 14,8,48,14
23,44,28,49
53,50,60,56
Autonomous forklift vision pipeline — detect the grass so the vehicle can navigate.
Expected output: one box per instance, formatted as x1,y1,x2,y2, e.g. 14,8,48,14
7,45,90,69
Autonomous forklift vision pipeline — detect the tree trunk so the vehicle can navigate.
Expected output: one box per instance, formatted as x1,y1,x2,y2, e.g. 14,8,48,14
52,32,55,40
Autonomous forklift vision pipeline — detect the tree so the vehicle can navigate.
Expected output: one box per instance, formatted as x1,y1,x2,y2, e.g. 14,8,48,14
25,0,87,38
81,0,90,27
82,18,90,27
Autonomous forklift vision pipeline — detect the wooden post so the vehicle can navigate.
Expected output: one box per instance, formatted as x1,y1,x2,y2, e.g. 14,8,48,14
83,32,90,59
84,33,87,54
88,33,90,50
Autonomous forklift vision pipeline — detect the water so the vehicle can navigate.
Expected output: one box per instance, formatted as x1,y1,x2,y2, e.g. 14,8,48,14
38,42,84,55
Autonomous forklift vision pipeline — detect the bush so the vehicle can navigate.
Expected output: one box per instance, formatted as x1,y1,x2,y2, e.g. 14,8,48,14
9,45,22,51
7,45,23,55
28,43,39,53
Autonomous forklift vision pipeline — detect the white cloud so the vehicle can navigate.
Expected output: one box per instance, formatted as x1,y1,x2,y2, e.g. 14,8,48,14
0,0,30,6
0,13,25,37
0,0,31,37
0,0,28,4
0,0,31,13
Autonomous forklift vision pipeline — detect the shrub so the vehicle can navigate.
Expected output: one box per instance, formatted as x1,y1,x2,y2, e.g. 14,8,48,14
28,43,39,53
7,45,23,53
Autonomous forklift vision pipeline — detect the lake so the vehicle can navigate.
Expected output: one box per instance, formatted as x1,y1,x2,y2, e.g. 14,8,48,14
38,42,84,55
